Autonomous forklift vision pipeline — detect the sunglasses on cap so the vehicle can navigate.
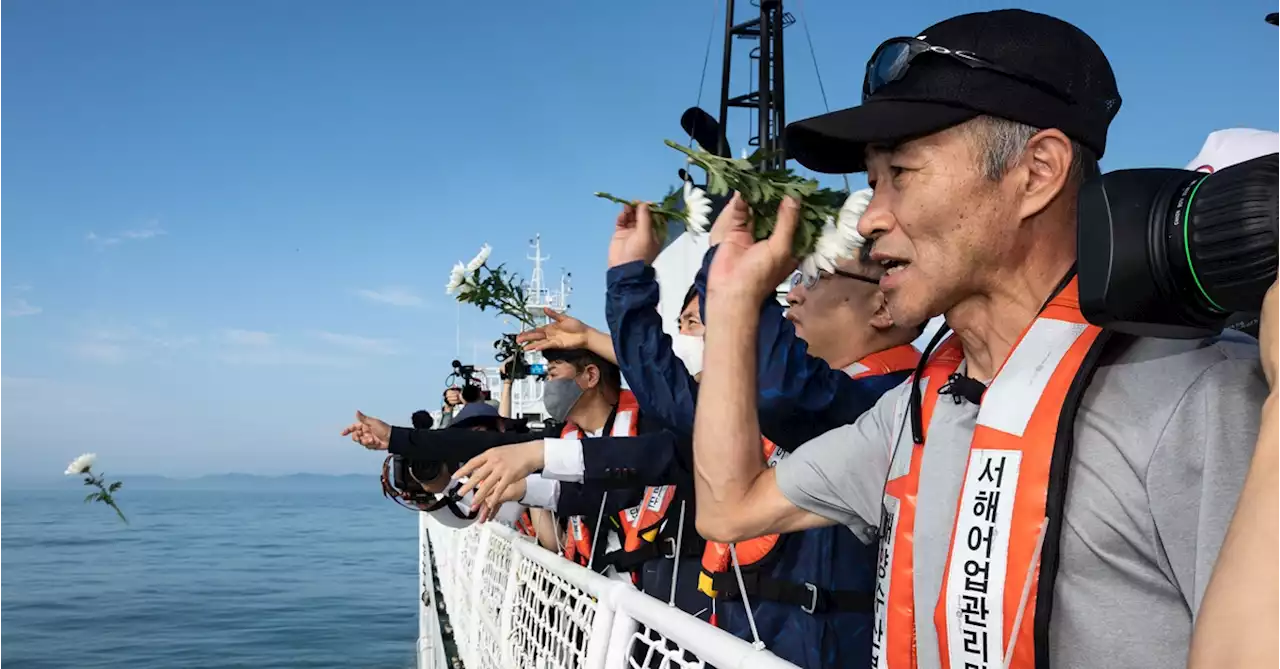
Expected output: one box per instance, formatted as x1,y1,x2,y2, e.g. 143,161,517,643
791,268,881,290
864,37,1075,105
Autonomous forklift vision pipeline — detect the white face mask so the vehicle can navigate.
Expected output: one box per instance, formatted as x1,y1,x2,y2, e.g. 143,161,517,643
671,334,705,377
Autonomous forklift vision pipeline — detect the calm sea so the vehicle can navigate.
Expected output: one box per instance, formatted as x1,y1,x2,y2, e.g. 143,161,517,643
2,480,421,669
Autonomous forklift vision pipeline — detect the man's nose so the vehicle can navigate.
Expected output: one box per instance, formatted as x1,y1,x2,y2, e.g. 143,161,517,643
786,288,803,307
857,193,894,241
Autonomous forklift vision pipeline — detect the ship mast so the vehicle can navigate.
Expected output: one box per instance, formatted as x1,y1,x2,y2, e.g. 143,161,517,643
703,0,792,166
521,234,570,325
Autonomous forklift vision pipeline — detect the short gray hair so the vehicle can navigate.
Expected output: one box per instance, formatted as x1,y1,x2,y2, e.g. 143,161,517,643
966,116,1097,185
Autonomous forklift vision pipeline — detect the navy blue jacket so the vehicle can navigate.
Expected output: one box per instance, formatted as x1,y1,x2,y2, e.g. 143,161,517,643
606,255,903,446
605,252,910,669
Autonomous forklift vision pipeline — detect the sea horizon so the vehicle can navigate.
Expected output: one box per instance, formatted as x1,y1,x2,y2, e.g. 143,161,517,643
3,482,422,668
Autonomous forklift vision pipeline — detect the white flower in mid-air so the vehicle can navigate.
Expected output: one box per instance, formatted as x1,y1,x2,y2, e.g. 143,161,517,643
65,453,97,476
682,182,713,234
445,262,467,295
457,282,474,296
466,244,491,273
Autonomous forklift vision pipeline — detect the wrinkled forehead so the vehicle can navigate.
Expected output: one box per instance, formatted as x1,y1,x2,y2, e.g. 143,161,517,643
864,124,974,169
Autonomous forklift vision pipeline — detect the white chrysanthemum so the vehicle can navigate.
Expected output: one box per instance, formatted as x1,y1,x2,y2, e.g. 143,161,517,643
810,221,847,274
457,282,474,296
466,244,491,273
445,262,467,295
798,254,821,283
798,188,875,282
682,182,713,233
65,453,96,476
835,188,873,250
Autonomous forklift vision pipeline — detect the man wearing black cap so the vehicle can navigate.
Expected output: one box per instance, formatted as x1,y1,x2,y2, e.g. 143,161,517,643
692,9,1266,669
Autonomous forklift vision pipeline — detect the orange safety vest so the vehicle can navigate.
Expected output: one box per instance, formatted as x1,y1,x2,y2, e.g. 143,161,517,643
560,390,660,568
875,278,1106,669
515,510,537,538
699,344,923,598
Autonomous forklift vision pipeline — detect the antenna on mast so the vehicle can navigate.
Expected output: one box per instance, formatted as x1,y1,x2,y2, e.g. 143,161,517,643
526,234,549,310
553,268,573,312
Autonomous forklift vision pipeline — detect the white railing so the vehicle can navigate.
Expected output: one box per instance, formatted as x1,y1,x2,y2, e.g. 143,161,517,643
417,513,800,669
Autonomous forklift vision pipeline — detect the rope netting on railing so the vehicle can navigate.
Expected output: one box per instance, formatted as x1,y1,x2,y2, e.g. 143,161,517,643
416,514,799,669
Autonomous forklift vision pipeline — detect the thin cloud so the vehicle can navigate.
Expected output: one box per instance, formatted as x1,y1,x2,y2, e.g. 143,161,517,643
218,348,353,367
354,286,424,308
87,221,166,248
217,328,354,366
222,329,276,347
71,327,196,364
75,342,129,364
7,298,42,317
2,285,40,319
311,331,400,356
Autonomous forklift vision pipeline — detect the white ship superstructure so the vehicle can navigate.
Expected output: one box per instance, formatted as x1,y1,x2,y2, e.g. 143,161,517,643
478,234,571,424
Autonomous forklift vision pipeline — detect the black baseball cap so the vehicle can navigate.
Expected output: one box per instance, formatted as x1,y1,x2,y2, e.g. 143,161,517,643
785,10,1122,174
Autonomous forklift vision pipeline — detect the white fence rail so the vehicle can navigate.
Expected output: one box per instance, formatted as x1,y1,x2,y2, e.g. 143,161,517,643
417,514,799,669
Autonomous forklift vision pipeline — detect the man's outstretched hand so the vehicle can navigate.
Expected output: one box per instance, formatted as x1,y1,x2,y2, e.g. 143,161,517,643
608,203,662,269
707,192,801,303
452,441,544,514
518,308,592,351
341,411,392,451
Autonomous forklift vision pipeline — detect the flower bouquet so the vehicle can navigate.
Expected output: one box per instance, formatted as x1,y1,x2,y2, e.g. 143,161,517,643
65,453,128,524
596,140,873,279
446,244,538,330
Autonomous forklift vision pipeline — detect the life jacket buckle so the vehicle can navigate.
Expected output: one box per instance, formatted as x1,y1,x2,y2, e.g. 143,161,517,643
661,537,678,560
800,582,819,615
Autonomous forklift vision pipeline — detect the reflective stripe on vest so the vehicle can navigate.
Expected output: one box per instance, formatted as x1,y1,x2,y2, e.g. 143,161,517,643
561,390,642,566
700,345,922,598
874,278,1103,669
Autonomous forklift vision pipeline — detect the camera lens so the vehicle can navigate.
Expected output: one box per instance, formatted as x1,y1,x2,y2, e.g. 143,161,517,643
1172,153,1278,314
1078,153,1278,338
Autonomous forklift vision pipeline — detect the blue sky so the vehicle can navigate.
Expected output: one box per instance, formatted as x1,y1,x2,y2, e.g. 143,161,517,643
3,0,1276,477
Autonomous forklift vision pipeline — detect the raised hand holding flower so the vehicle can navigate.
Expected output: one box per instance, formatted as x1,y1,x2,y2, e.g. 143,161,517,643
65,453,128,524
607,203,662,269
597,140,870,281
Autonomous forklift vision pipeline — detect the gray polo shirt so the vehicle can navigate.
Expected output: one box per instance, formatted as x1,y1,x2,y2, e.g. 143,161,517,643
775,335,1265,669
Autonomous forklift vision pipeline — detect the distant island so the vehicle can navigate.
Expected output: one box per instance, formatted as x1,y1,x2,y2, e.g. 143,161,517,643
5,472,381,491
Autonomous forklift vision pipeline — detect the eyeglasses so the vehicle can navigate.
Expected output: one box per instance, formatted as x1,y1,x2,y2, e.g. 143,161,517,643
790,268,882,290
864,37,1074,105
675,314,704,329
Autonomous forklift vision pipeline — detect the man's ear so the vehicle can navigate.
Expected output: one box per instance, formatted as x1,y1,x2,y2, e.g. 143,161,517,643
1018,128,1073,220
582,364,601,390
869,291,896,331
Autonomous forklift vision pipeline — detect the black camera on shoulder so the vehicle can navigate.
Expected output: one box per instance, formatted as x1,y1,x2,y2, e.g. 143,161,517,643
1078,152,1278,339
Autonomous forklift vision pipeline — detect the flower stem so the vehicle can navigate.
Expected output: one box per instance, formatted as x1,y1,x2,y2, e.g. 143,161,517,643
108,501,128,524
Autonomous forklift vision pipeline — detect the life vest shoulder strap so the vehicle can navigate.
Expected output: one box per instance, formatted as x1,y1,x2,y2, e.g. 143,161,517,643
849,343,923,379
